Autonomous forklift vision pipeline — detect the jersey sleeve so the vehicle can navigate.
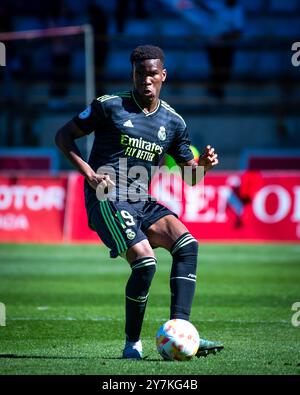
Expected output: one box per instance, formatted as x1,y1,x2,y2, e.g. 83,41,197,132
72,99,107,135
167,120,194,164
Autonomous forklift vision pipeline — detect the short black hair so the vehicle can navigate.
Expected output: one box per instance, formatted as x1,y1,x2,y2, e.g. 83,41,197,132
130,45,165,66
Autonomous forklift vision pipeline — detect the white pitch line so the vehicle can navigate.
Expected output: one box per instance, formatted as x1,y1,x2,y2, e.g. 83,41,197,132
7,317,289,324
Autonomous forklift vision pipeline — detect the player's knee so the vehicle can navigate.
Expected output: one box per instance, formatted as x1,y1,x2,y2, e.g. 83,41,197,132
126,257,157,299
170,233,198,279
126,239,155,262
131,256,157,282
170,232,198,258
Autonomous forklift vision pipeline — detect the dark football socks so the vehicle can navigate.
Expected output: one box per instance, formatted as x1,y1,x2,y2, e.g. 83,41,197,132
125,256,157,341
169,233,198,321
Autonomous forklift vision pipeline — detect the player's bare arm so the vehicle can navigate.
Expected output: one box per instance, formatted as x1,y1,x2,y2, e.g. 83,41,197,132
178,145,219,186
55,120,114,191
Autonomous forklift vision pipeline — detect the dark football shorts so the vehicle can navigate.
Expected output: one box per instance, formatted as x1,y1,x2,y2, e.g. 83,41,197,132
87,199,177,258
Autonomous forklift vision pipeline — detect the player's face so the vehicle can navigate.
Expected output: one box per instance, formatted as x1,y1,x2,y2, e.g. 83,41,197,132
132,59,167,103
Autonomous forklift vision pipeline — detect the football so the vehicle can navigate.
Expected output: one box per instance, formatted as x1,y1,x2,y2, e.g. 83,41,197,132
156,319,200,361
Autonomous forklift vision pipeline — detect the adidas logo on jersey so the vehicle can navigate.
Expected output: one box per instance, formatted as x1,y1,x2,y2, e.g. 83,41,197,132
123,120,134,128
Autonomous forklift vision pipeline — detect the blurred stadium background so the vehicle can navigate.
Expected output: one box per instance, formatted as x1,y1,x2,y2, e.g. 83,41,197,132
0,0,300,376
0,0,299,242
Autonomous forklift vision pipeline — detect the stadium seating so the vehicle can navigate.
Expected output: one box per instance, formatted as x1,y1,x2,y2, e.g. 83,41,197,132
0,0,299,170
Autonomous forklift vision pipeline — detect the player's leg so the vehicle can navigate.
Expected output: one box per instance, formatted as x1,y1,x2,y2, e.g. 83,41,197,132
88,200,156,359
146,214,198,321
145,213,224,357
122,239,157,359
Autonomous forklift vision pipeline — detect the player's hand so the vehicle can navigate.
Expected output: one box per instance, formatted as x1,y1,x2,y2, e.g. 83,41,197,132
198,145,219,173
86,173,115,192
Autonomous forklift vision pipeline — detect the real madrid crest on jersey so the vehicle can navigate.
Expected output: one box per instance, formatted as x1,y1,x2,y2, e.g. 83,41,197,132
125,229,136,240
157,126,166,141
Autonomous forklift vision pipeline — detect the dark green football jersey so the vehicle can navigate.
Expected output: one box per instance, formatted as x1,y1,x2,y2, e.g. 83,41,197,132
73,90,194,203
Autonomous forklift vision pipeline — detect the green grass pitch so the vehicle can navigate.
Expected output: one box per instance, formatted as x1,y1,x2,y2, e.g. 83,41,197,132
0,243,299,375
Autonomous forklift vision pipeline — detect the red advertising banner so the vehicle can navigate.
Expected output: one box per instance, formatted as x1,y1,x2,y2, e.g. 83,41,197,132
0,171,299,243
150,171,300,241
63,173,98,242
0,175,67,242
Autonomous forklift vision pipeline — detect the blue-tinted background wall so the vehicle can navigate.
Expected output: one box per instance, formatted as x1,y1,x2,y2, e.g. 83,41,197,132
0,0,299,170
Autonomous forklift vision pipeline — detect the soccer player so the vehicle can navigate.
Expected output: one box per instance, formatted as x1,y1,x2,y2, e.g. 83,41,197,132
55,45,223,359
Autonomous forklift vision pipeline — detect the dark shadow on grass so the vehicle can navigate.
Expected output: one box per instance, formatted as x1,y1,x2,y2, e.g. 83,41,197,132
101,356,163,362
0,354,164,362
0,354,98,360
